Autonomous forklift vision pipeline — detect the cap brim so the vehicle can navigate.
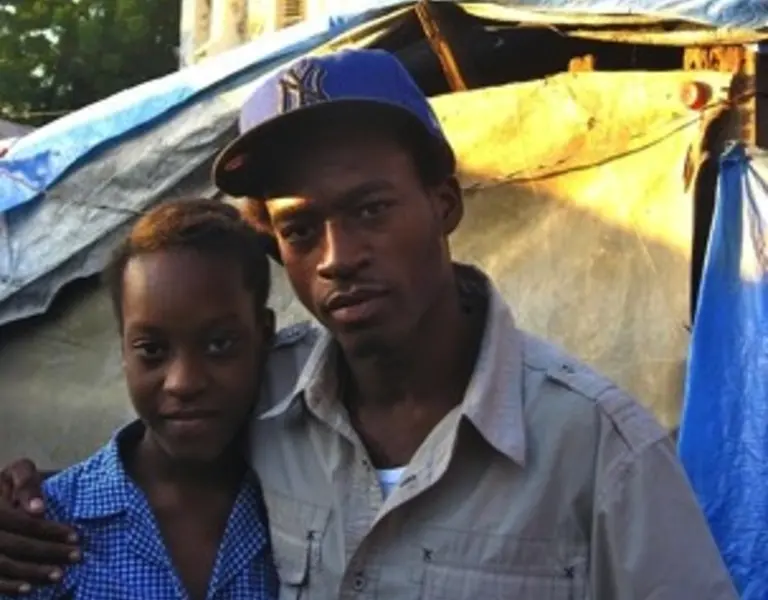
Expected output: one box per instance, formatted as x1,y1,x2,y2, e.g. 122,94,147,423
212,99,453,198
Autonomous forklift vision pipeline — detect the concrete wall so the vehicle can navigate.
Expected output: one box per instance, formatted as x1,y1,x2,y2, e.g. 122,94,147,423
179,0,330,66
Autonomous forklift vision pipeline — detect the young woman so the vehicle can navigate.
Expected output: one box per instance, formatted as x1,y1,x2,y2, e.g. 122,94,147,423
19,199,278,600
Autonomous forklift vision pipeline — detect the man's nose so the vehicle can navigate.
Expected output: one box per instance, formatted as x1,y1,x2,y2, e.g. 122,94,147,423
316,220,369,280
163,351,207,399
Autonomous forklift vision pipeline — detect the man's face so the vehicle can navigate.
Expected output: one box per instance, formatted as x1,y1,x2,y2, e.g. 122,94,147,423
264,127,462,357
120,249,269,461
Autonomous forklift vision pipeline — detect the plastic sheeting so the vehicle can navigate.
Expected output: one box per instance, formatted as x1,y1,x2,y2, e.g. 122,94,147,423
678,144,768,599
512,0,768,29
0,10,397,326
1,0,766,215
1,69,727,465
1,88,247,326
0,8,389,214
2,0,767,326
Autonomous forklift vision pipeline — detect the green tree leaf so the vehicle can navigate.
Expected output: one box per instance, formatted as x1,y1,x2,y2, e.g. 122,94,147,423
0,0,180,127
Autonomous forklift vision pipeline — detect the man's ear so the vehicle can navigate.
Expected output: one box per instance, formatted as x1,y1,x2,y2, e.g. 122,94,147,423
259,233,282,265
242,197,283,265
435,176,463,236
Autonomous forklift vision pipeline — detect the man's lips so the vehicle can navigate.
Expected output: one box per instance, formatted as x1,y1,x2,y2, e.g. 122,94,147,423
324,287,389,325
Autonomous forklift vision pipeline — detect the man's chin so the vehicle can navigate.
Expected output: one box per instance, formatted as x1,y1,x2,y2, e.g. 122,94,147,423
336,329,396,360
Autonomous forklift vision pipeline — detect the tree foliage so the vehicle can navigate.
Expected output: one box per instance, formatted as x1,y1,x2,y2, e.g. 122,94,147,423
0,0,180,126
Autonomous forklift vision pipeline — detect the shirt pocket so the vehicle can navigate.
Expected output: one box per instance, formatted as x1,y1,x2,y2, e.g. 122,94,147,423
263,490,330,600
272,526,312,600
420,538,588,600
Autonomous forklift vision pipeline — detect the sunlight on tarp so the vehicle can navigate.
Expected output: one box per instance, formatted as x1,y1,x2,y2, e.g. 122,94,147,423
431,70,732,428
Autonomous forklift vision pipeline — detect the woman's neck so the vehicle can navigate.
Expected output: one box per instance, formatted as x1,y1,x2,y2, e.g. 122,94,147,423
127,428,246,493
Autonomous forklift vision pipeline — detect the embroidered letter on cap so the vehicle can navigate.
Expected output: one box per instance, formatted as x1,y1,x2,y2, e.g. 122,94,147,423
278,59,329,113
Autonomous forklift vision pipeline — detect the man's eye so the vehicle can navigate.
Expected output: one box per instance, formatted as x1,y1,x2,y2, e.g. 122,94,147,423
279,223,315,244
131,341,167,361
206,337,237,356
358,201,390,219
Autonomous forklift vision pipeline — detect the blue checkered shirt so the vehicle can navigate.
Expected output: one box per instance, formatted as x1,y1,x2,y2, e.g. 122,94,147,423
22,422,278,600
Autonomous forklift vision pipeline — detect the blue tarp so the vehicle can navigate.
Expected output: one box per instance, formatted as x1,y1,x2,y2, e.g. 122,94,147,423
0,7,387,214
1,0,767,215
515,0,768,28
678,143,768,599
2,0,768,325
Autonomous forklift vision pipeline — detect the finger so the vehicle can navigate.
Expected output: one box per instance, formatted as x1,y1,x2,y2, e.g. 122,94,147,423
0,554,66,586
4,461,44,515
0,529,80,565
0,579,33,596
0,507,78,544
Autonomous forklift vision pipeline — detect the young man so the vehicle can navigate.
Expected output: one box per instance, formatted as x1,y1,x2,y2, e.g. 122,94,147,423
0,50,736,598
0,200,278,599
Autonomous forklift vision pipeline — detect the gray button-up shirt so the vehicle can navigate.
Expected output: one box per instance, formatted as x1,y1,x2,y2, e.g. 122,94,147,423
248,270,736,599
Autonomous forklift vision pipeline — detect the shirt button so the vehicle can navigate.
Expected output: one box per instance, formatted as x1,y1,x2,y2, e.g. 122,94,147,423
353,573,366,591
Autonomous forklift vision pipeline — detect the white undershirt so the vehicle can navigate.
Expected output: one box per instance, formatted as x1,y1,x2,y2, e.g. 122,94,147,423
376,467,406,499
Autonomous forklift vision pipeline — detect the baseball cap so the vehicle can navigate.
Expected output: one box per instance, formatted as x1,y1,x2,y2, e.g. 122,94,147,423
212,49,455,198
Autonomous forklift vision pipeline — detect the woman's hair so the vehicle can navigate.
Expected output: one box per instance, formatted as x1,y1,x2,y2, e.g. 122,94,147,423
104,198,271,327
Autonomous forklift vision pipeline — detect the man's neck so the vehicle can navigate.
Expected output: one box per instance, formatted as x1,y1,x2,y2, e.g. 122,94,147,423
342,273,487,467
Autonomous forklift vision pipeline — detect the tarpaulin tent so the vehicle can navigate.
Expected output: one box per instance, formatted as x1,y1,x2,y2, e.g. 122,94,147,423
678,143,768,599
1,0,765,466
0,118,31,141
0,119,32,157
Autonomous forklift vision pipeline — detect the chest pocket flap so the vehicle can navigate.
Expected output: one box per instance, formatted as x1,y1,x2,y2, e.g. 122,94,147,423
263,489,330,599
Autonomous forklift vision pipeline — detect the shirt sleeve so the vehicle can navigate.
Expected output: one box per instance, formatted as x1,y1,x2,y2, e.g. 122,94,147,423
590,436,738,599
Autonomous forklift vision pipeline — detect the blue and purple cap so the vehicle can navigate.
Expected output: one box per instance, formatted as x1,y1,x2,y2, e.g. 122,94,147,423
212,49,455,198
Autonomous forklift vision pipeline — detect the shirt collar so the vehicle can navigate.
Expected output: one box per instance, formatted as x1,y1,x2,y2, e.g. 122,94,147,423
259,265,527,466
72,420,145,520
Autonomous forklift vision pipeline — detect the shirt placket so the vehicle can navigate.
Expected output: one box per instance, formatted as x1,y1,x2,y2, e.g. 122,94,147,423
305,390,384,597
342,411,462,599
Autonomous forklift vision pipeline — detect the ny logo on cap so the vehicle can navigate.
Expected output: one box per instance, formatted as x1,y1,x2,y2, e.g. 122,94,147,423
278,59,329,113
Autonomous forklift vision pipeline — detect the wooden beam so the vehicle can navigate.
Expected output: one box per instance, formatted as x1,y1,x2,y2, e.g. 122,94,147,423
683,45,755,144
414,0,467,92
568,54,596,72
756,49,768,149
683,45,759,322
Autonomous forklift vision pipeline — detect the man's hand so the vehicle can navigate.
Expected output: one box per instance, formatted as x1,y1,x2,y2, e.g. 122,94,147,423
0,460,81,595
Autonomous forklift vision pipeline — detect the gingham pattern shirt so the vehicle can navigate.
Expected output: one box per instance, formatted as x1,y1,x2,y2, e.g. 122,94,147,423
26,422,278,600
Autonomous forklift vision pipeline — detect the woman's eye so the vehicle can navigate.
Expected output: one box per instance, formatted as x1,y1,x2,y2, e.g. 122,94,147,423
132,341,167,361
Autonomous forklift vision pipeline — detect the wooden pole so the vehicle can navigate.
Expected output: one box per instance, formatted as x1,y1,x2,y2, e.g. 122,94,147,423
414,0,467,92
